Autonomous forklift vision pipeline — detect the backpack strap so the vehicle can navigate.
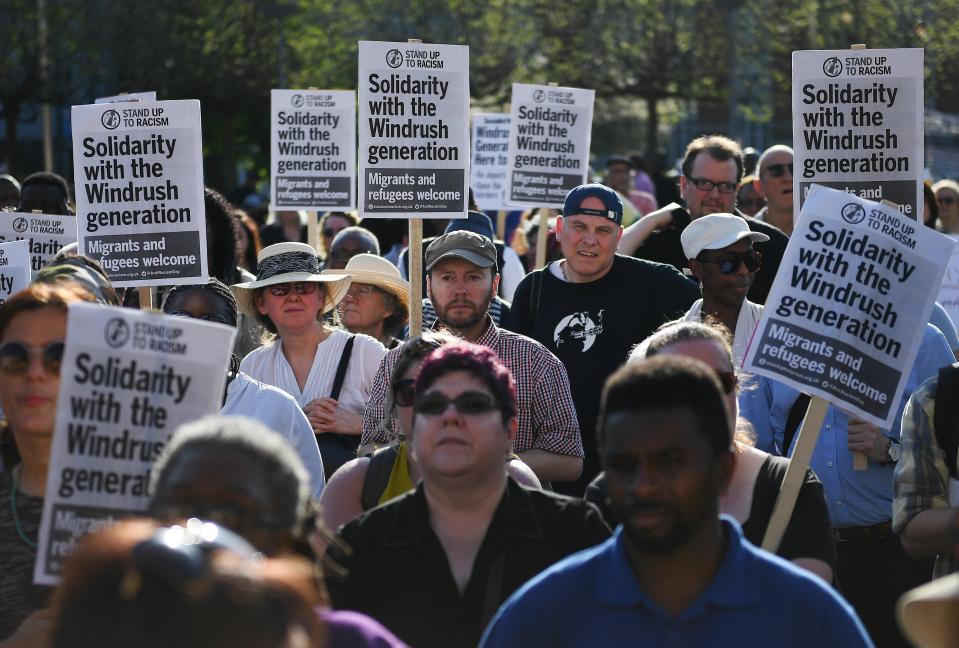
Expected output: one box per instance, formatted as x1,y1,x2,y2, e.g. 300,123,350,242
360,445,400,511
527,269,543,325
782,394,811,456
934,363,959,480
329,335,356,401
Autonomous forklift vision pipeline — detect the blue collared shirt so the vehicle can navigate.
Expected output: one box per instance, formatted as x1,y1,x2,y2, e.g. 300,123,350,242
480,519,871,648
766,324,952,527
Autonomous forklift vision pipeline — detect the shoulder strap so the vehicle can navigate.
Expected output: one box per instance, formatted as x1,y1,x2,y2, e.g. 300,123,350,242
527,269,543,325
935,364,959,480
329,335,356,401
360,445,399,510
783,394,811,456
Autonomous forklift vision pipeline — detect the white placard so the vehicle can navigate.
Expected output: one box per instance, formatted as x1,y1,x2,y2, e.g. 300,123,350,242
72,99,208,287
744,185,955,428
0,212,76,277
793,48,924,219
271,89,356,210
34,303,236,584
937,235,959,327
358,40,470,219
470,113,510,211
0,239,30,305
95,92,158,104
505,83,594,209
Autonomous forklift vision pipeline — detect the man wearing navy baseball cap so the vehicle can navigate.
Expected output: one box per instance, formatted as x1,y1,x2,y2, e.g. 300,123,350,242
507,183,700,495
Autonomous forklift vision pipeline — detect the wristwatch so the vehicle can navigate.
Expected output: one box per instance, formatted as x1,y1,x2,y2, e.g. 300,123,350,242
884,440,901,465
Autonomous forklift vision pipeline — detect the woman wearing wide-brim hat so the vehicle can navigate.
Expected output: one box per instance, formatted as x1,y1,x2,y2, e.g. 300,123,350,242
233,242,387,477
324,254,409,350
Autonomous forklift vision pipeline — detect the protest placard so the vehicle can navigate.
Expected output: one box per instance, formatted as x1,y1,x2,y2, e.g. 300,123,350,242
34,303,235,585
95,91,158,104
271,90,356,210
470,113,510,211
72,99,207,287
793,48,924,219
505,83,594,209
937,235,959,326
0,240,30,305
0,211,76,276
744,185,955,429
357,40,470,219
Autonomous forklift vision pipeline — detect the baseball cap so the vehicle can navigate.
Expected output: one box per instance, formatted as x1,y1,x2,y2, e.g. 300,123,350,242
563,183,624,225
680,213,770,260
444,211,495,241
425,230,497,271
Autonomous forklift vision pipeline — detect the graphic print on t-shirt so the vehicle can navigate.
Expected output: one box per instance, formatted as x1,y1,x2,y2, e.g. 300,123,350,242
553,310,604,352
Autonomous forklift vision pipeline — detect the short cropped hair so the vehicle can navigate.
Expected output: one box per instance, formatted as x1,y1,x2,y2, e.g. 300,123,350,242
414,341,517,422
330,226,380,256
598,355,731,456
681,135,745,183
162,278,239,327
757,145,794,177
20,171,71,204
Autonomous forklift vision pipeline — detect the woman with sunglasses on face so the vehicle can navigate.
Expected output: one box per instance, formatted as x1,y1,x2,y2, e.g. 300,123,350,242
318,333,540,532
233,243,387,479
0,283,95,643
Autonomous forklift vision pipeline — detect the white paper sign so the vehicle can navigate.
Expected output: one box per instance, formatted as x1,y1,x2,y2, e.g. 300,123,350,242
470,113,510,211
95,92,158,104
72,99,208,287
0,239,30,305
937,235,959,326
34,303,235,584
358,41,470,219
744,185,955,428
271,89,356,210
505,83,594,209
793,48,924,219
0,212,76,277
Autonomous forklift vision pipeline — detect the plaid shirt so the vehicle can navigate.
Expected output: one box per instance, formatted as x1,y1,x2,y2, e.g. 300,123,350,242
893,375,957,577
361,316,583,458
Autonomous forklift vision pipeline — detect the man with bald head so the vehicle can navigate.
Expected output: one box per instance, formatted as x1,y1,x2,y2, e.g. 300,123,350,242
754,145,795,235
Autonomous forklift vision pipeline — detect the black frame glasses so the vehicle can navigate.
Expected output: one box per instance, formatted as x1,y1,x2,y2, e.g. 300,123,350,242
698,250,763,275
687,177,738,194
765,163,794,178
413,390,500,417
0,341,65,375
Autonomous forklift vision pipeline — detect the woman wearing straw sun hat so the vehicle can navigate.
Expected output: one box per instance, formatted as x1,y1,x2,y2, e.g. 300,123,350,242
233,242,387,477
325,254,409,350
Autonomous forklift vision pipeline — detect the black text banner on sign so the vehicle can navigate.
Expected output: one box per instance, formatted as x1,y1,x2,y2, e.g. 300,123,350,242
72,100,208,287
33,303,235,585
0,211,76,276
271,89,356,211
793,48,923,220
471,112,510,212
357,40,469,219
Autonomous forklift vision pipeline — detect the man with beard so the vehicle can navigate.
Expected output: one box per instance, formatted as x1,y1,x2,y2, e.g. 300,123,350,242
481,357,871,648
360,230,584,484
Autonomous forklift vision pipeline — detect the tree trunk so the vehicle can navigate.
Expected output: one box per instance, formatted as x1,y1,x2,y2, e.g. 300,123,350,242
644,95,659,161
3,102,20,173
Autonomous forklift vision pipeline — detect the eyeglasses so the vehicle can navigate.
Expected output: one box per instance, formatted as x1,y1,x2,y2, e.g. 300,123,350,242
165,310,232,325
715,370,738,395
345,284,375,299
0,341,65,375
765,163,793,178
414,390,500,416
698,250,763,274
939,196,957,206
687,177,737,194
268,282,318,297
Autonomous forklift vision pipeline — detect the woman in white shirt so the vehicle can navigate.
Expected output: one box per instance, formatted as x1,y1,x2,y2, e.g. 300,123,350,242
233,242,386,476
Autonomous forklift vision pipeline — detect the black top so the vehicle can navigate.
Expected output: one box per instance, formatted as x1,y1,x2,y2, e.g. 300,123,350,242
633,206,789,304
325,478,611,648
259,223,308,248
585,454,837,570
506,255,700,494
0,471,50,639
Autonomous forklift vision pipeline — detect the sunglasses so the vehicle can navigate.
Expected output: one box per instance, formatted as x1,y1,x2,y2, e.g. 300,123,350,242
687,177,737,194
939,196,957,206
715,370,738,395
0,341,65,376
698,250,763,274
166,310,231,325
414,390,499,416
765,163,793,178
268,282,318,297
393,378,416,407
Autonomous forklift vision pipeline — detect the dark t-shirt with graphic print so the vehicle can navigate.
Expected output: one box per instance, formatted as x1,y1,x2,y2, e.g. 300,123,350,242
507,254,700,494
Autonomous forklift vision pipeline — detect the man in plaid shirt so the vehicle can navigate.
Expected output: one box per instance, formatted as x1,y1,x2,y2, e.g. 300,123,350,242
361,230,584,484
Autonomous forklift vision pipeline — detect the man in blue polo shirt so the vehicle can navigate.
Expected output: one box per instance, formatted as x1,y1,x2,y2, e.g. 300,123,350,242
481,356,871,647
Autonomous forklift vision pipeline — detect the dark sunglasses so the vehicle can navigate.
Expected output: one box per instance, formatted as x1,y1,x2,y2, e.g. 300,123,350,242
715,370,738,395
699,250,763,274
268,282,318,297
938,196,957,206
166,310,231,325
393,378,416,408
414,390,499,416
0,341,65,375
765,163,793,178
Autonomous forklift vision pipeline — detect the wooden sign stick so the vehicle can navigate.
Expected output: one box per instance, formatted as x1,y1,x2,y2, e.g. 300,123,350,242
407,38,425,337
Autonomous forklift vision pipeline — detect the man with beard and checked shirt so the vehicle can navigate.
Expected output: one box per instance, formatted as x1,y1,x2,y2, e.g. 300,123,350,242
360,230,584,484
480,357,871,647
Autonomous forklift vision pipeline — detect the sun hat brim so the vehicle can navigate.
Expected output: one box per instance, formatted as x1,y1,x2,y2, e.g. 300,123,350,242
231,271,351,317
323,267,410,316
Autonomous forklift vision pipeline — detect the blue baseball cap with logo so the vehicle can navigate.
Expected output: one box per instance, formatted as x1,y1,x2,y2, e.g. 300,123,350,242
563,183,624,225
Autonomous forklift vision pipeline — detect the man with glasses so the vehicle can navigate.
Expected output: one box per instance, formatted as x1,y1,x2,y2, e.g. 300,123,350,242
754,145,796,236
617,135,788,304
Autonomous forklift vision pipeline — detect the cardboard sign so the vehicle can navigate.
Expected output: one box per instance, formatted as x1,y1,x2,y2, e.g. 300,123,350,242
34,303,235,584
0,240,30,304
793,48,924,219
271,89,356,210
95,92,158,104
0,212,76,276
470,113,510,211
72,99,208,287
936,235,959,327
505,83,594,209
744,185,955,428
357,41,470,219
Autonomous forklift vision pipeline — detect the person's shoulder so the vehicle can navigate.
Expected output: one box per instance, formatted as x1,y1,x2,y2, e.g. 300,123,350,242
338,486,416,542
231,372,300,407
520,482,602,519
502,534,612,604
744,535,847,607
347,330,388,354
614,253,690,279
237,341,277,370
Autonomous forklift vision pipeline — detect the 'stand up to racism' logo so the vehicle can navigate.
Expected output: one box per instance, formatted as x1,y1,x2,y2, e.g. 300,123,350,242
532,90,546,103
101,109,121,130
841,202,867,225
290,94,304,108
386,49,403,69
823,56,843,78
12,217,28,233
104,317,131,348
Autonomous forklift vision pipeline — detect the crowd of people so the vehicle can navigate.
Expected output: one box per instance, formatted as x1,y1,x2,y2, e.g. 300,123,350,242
1,134,959,647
